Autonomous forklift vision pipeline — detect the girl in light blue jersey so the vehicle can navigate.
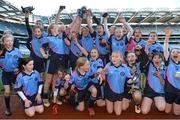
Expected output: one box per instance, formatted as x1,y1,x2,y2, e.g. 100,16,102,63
103,51,132,116
15,58,44,117
0,34,22,116
163,27,180,116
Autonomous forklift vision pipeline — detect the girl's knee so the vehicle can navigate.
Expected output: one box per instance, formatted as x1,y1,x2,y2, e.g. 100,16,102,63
133,91,142,100
36,107,44,114
77,104,85,111
122,102,129,111
157,104,165,111
59,89,66,96
114,110,122,116
106,108,113,114
4,91,10,96
174,111,180,116
91,88,97,97
96,100,105,107
141,107,149,115
26,110,35,117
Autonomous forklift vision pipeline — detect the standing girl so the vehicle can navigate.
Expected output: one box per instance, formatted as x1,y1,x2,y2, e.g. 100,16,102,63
25,12,47,75
0,34,22,116
40,23,69,107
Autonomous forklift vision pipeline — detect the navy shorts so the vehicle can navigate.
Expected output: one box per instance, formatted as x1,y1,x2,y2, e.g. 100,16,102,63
123,85,132,100
47,52,65,74
92,82,104,100
104,83,124,102
77,82,96,103
165,80,180,104
69,52,78,70
144,84,164,99
21,94,43,109
31,53,45,73
165,92,180,104
2,71,16,85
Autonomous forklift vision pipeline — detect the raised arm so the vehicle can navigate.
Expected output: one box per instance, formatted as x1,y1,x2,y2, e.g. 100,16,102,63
86,9,94,34
24,13,33,50
73,37,88,57
163,27,172,61
25,13,32,38
55,6,64,24
102,14,110,37
118,16,133,40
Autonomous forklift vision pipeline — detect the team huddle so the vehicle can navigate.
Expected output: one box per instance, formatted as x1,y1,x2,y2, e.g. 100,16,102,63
0,6,180,117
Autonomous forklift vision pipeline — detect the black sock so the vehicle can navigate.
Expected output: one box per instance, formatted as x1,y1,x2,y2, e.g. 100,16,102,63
4,96,10,110
88,95,96,108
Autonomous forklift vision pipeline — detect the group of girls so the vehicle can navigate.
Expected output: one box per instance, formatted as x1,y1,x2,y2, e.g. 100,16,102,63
0,6,179,117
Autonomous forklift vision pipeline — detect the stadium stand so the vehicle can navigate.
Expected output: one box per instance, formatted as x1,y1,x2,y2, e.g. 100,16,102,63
0,0,179,55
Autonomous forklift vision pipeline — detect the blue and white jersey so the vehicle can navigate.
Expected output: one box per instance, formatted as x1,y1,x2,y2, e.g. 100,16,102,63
109,35,128,56
95,33,109,55
134,38,146,49
149,42,163,54
126,62,141,86
147,63,166,93
55,79,66,88
106,62,132,94
45,32,67,55
31,36,47,58
166,59,180,90
69,70,93,90
80,34,94,53
89,57,104,83
15,70,43,96
70,39,82,57
0,48,22,72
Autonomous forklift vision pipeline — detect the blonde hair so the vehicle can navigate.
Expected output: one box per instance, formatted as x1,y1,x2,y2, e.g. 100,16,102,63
75,57,89,70
1,34,14,42
48,23,57,35
111,51,122,59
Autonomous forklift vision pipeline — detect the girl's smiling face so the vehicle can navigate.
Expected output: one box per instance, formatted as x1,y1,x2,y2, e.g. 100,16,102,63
127,53,136,65
23,60,34,73
111,52,122,66
152,54,163,66
90,49,99,60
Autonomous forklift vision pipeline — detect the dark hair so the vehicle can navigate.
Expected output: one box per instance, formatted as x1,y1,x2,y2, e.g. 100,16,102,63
56,66,66,74
18,57,33,72
152,52,164,61
133,27,142,35
97,24,104,30
33,26,43,32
